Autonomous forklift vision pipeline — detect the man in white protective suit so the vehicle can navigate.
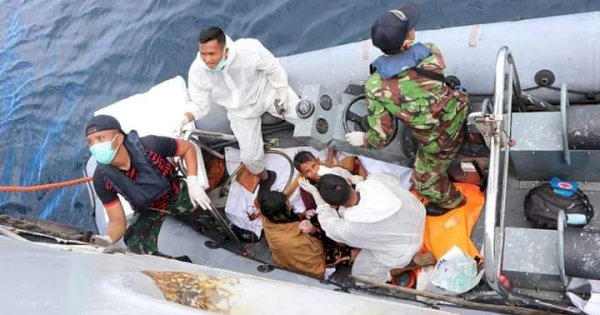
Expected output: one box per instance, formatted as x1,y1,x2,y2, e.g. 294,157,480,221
299,173,426,283
180,26,299,189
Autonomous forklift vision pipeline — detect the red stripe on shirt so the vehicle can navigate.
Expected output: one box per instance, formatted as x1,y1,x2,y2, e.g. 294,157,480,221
103,198,120,209
102,150,180,211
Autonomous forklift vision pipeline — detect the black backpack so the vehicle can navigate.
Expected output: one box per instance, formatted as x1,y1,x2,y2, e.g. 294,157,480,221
524,183,594,229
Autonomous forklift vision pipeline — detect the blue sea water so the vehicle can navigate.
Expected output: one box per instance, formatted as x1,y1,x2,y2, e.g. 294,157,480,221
1,0,599,231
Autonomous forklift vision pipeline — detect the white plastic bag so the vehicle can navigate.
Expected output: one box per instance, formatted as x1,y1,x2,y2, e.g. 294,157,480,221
428,246,483,295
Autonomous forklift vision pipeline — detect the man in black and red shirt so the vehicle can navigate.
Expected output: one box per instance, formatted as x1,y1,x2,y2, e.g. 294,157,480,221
86,115,211,255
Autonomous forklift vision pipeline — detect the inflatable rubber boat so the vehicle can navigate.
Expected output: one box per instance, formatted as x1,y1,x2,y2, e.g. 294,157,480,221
2,12,600,314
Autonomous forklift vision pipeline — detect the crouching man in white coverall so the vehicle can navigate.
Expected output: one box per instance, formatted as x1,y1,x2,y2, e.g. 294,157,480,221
299,173,426,283
181,26,299,187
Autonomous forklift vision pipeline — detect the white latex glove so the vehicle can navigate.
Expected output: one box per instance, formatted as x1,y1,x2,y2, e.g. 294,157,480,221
180,120,196,137
274,87,288,116
173,115,191,137
345,131,366,147
298,177,326,206
90,234,113,247
180,115,190,128
186,175,211,210
349,175,365,185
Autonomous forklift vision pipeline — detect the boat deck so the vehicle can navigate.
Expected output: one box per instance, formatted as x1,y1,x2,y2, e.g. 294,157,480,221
190,121,600,308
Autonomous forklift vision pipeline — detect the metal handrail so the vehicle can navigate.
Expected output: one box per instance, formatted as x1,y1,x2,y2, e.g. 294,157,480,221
483,47,580,314
560,83,571,165
484,46,515,293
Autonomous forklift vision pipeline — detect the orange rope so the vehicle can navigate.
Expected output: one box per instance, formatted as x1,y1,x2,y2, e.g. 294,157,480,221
0,177,92,192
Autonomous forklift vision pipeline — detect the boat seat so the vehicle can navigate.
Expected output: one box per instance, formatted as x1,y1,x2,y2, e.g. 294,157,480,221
510,104,600,181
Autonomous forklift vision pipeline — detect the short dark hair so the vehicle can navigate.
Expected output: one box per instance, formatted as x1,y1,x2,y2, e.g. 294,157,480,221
293,151,317,171
198,26,226,46
317,174,351,206
258,191,290,223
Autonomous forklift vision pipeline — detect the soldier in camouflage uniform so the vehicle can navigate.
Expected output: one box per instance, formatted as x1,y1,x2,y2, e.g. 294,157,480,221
124,183,200,254
345,3,468,212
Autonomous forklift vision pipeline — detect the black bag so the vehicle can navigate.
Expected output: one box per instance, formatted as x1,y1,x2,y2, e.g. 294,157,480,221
524,183,594,229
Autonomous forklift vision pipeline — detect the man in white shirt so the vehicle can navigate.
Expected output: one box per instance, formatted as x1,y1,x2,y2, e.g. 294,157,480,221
181,26,299,188
299,173,426,283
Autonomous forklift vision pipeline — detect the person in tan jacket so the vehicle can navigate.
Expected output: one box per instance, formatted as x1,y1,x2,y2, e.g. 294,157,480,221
258,190,327,278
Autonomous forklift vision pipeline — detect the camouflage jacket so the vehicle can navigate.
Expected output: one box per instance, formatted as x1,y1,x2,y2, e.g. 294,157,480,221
364,43,468,151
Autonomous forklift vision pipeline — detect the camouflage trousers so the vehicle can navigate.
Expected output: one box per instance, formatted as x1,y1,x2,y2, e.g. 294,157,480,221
124,183,203,255
411,107,468,209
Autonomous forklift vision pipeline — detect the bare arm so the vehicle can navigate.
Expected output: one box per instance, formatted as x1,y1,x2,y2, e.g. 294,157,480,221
176,139,198,177
283,175,300,198
105,201,127,243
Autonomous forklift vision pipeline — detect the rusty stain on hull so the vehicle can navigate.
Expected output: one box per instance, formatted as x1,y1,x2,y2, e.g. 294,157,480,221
142,271,239,313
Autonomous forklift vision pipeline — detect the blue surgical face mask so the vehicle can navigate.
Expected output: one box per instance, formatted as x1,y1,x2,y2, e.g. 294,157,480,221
90,135,120,165
208,48,228,73
211,56,227,73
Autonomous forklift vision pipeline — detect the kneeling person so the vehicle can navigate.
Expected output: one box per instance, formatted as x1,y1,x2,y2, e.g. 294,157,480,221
300,173,426,283
86,115,211,255
259,190,326,278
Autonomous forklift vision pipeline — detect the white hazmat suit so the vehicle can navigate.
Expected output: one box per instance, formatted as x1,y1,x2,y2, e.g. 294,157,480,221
316,173,426,283
188,35,299,174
